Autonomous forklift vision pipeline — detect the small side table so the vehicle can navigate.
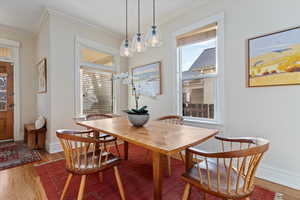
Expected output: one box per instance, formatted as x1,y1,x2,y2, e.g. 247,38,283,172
24,123,47,150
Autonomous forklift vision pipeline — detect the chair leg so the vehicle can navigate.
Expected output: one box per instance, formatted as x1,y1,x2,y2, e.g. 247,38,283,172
60,173,73,200
179,151,185,163
114,166,126,200
245,198,250,200
167,155,171,176
144,150,150,161
204,192,208,200
99,172,103,183
77,175,86,200
182,183,191,200
114,140,121,157
104,142,108,152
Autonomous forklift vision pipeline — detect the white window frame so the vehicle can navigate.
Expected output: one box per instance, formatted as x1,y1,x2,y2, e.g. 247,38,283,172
74,37,120,117
0,39,21,140
172,13,224,125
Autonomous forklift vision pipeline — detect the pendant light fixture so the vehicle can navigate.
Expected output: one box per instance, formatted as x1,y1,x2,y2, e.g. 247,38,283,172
132,0,147,53
120,0,132,57
146,0,162,47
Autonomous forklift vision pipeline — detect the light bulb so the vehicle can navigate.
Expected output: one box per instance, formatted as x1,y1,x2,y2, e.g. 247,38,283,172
124,48,130,57
132,33,147,53
136,41,143,52
120,39,133,57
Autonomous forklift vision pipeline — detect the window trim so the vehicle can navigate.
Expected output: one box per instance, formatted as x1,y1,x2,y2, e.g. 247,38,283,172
171,13,224,125
74,37,120,117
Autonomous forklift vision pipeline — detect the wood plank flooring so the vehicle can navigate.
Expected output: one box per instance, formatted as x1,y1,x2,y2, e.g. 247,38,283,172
0,149,298,200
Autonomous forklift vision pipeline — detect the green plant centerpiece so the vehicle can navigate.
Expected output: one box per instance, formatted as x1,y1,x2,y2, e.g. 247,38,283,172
125,106,149,115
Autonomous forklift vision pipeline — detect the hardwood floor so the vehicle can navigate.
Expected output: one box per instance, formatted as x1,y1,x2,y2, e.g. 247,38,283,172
0,150,64,200
255,178,300,200
0,149,298,200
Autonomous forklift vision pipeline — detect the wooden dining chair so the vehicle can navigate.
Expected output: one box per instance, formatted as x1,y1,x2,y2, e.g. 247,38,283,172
56,129,126,200
85,114,121,157
181,136,270,200
157,115,185,176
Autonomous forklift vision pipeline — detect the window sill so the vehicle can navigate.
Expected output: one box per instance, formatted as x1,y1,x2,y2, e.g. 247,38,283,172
183,117,223,127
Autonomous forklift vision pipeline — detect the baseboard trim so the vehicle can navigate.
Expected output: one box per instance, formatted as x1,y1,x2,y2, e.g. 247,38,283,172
46,142,62,154
256,164,300,190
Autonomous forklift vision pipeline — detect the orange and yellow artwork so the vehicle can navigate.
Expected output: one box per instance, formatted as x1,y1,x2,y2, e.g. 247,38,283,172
247,27,300,87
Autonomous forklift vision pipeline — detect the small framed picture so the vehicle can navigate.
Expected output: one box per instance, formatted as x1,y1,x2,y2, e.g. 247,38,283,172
37,58,47,93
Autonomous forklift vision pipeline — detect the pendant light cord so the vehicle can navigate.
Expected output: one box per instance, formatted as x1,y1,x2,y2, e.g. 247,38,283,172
138,0,141,34
126,0,128,40
153,0,156,26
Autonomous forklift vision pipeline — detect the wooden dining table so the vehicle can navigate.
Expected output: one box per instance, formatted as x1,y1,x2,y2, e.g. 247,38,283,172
76,116,218,200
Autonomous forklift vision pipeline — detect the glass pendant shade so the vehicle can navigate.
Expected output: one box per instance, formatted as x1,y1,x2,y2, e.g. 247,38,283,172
146,25,162,47
132,33,147,53
120,39,132,57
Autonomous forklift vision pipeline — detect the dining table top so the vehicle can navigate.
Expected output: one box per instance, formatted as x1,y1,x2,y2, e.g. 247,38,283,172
76,116,218,155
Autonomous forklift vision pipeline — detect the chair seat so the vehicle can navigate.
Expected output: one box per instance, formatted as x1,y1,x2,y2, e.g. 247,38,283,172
182,159,249,196
88,132,117,141
99,133,117,141
68,152,121,175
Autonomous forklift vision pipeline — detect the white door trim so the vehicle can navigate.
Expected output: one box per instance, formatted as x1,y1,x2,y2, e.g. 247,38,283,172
0,38,21,141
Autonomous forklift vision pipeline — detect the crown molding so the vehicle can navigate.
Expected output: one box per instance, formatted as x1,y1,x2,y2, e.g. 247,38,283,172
45,8,122,40
36,8,50,34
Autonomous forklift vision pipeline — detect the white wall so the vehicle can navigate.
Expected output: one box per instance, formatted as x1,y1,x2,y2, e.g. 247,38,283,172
0,25,36,140
128,0,300,189
36,14,51,144
46,11,128,152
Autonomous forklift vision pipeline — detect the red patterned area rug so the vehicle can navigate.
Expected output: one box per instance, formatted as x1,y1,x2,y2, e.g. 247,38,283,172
36,144,275,200
0,142,41,170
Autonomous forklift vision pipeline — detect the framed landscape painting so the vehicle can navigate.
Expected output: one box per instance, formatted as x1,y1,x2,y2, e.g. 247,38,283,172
247,26,300,87
132,62,162,97
37,58,47,93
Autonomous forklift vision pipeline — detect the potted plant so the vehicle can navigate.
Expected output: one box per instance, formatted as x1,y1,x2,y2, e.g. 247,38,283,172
113,72,150,127
125,106,149,127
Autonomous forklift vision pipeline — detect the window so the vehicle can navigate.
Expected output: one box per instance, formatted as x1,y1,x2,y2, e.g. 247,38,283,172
177,23,220,122
77,44,116,115
80,67,113,115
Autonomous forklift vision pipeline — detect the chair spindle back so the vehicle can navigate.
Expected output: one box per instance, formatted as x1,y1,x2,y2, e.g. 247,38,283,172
157,115,183,125
187,136,269,198
57,130,116,174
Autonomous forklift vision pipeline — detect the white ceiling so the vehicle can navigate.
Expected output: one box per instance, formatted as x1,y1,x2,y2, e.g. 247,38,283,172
0,0,209,36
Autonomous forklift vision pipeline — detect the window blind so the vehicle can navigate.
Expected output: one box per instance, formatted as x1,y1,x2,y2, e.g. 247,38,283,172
176,23,217,47
0,47,12,58
80,67,113,115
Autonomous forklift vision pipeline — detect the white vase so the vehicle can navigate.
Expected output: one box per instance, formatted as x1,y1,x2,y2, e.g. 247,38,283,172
127,114,149,127
35,115,45,129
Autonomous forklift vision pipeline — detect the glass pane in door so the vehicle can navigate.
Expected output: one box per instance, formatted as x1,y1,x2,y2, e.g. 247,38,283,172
0,74,7,111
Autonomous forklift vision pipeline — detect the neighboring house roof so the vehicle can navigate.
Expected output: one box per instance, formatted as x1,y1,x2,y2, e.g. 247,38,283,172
182,70,201,81
190,47,216,71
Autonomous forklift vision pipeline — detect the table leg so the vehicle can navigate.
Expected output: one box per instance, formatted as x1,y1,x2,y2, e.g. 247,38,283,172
153,151,166,200
185,148,193,171
124,141,128,160
184,149,193,198
94,131,100,153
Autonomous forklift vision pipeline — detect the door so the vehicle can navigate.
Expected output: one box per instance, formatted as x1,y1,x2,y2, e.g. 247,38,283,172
0,61,13,140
